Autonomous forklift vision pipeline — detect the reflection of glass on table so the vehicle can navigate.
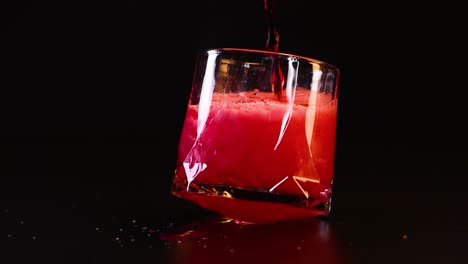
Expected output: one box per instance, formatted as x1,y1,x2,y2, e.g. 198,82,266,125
159,216,348,264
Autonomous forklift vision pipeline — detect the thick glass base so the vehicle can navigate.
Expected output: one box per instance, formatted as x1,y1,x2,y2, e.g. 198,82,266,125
172,182,331,225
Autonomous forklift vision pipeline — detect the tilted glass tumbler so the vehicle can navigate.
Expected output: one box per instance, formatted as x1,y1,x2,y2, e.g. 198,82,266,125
171,48,340,225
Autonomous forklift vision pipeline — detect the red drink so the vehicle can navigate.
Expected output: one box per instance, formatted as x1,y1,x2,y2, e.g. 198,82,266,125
172,87,338,224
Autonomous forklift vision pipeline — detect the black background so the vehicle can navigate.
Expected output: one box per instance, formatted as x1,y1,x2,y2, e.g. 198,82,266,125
2,1,468,263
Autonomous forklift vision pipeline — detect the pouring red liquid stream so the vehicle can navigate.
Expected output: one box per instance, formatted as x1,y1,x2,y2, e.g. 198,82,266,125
264,0,286,101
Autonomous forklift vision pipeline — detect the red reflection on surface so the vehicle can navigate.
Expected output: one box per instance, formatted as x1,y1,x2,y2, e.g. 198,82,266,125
159,216,348,264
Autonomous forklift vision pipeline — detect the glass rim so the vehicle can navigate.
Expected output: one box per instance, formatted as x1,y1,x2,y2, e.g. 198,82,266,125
203,47,340,72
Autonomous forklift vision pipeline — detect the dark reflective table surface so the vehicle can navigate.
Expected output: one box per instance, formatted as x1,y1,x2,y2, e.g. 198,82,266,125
3,128,468,264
